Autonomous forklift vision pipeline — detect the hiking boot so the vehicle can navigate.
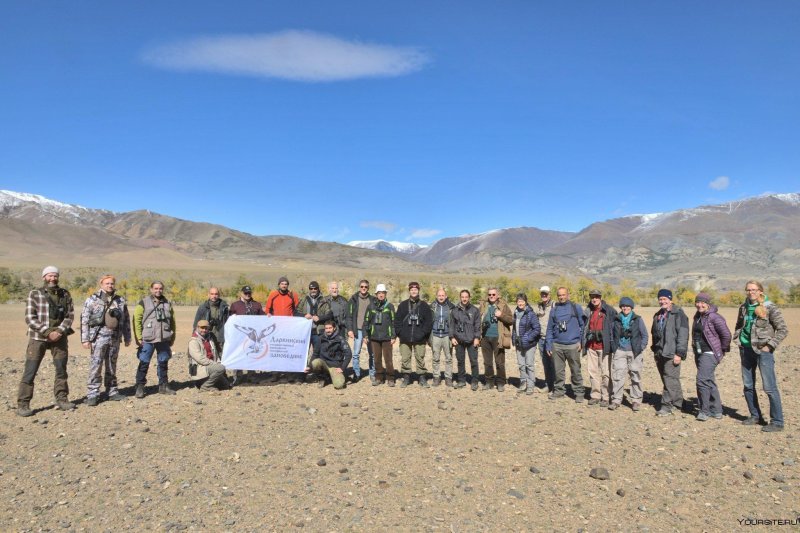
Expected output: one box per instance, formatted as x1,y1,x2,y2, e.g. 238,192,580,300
482,382,493,391
711,412,723,420
761,423,784,433
135,384,146,399
608,402,620,411
517,385,527,394
432,377,441,387
387,379,396,387
372,378,383,387
525,387,534,396
631,402,641,412
318,378,327,388
471,381,479,391
400,374,411,388
370,375,377,386
656,408,673,417
548,392,565,400
16,402,33,417
445,378,453,388
696,412,709,422
742,416,764,426
454,381,465,389
588,399,600,406
56,399,75,411
599,400,609,408
158,383,176,395
496,383,505,392
107,393,125,401
574,395,584,404
86,396,98,407
419,376,430,388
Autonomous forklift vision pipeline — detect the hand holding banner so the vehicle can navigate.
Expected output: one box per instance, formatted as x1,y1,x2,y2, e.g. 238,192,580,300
221,315,311,372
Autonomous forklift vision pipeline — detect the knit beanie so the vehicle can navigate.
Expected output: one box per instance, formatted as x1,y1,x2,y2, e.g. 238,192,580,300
619,296,635,308
694,292,712,304
42,266,59,278
657,289,673,300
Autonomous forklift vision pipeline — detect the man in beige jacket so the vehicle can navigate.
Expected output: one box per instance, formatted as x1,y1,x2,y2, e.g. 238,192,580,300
188,320,229,391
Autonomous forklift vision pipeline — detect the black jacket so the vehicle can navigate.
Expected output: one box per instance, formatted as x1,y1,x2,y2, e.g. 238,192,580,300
651,305,689,359
394,298,433,344
365,300,396,341
449,302,481,344
193,299,230,345
311,328,353,370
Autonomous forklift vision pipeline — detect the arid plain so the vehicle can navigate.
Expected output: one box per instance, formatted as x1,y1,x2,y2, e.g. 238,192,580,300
0,304,798,531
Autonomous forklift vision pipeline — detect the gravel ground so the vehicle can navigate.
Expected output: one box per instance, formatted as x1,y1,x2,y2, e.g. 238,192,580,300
0,305,797,531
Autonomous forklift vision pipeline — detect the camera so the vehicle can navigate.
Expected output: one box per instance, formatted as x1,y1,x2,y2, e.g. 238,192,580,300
620,329,632,340
208,318,218,328
436,317,446,331
586,330,603,343
155,307,167,322
490,316,498,324
407,313,420,326
374,312,383,325
557,320,568,332
109,308,122,320
457,323,465,334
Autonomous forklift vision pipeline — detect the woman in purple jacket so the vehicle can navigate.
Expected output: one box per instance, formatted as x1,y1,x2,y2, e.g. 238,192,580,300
691,292,731,421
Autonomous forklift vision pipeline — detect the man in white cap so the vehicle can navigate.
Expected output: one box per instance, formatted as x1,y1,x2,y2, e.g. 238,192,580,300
17,266,75,416
535,285,556,394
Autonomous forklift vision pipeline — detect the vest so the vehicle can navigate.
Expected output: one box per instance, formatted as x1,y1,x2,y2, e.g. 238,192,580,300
141,296,174,343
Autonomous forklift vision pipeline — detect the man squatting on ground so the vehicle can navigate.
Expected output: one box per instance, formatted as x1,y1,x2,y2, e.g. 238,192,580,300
188,319,229,391
81,274,131,406
134,281,177,398
306,320,353,389
17,266,76,416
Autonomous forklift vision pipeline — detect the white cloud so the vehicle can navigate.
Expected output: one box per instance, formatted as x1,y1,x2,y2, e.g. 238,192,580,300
141,30,429,82
408,228,441,239
360,220,397,232
708,176,730,191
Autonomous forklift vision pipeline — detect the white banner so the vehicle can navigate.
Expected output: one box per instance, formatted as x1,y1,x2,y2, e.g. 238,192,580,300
221,315,311,372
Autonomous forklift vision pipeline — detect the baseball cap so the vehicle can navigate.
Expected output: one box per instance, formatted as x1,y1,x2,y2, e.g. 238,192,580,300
241,285,252,293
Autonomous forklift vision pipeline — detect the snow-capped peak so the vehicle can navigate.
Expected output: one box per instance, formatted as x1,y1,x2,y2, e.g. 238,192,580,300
346,239,427,254
0,189,91,214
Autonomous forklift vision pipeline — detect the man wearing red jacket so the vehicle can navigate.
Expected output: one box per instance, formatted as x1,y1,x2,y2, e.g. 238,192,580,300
265,276,299,317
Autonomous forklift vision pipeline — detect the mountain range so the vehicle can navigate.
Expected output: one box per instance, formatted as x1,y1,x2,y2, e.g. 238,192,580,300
1,190,798,290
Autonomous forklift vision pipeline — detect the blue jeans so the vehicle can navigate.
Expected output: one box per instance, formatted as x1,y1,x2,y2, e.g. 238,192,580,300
136,341,172,385
740,345,784,426
352,330,373,378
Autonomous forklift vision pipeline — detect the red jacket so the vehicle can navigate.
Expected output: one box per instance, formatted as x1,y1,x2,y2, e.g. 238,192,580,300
265,290,299,316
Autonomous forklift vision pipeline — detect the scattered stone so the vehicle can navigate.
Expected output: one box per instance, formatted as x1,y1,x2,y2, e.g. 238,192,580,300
783,459,795,466
589,467,610,480
378,480,389,488
338,467,348,474
507,489,525,499
701,448,710,454
294,520,305,527
340,402,348,407
307,408,317,415
317,459,327,467
743,471,754,480
222,490,234,497
224,519,236,526
529,466,540,474
773,474,786,483
638,505,647,512
746,444,753,449
616,488,626,497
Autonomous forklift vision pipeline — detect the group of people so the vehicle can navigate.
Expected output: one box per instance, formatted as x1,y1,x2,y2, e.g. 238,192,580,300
16,267,789,432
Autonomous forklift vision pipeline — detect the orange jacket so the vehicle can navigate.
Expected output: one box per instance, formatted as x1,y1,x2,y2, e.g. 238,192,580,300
265,290,299,316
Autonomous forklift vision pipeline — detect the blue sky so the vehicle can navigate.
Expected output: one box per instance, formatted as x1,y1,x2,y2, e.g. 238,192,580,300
1,1,798,244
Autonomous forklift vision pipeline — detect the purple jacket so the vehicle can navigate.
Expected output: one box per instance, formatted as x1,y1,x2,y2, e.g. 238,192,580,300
692,305,731,362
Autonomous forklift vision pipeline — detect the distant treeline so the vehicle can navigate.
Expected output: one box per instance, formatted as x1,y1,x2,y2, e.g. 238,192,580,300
2,267,799,307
